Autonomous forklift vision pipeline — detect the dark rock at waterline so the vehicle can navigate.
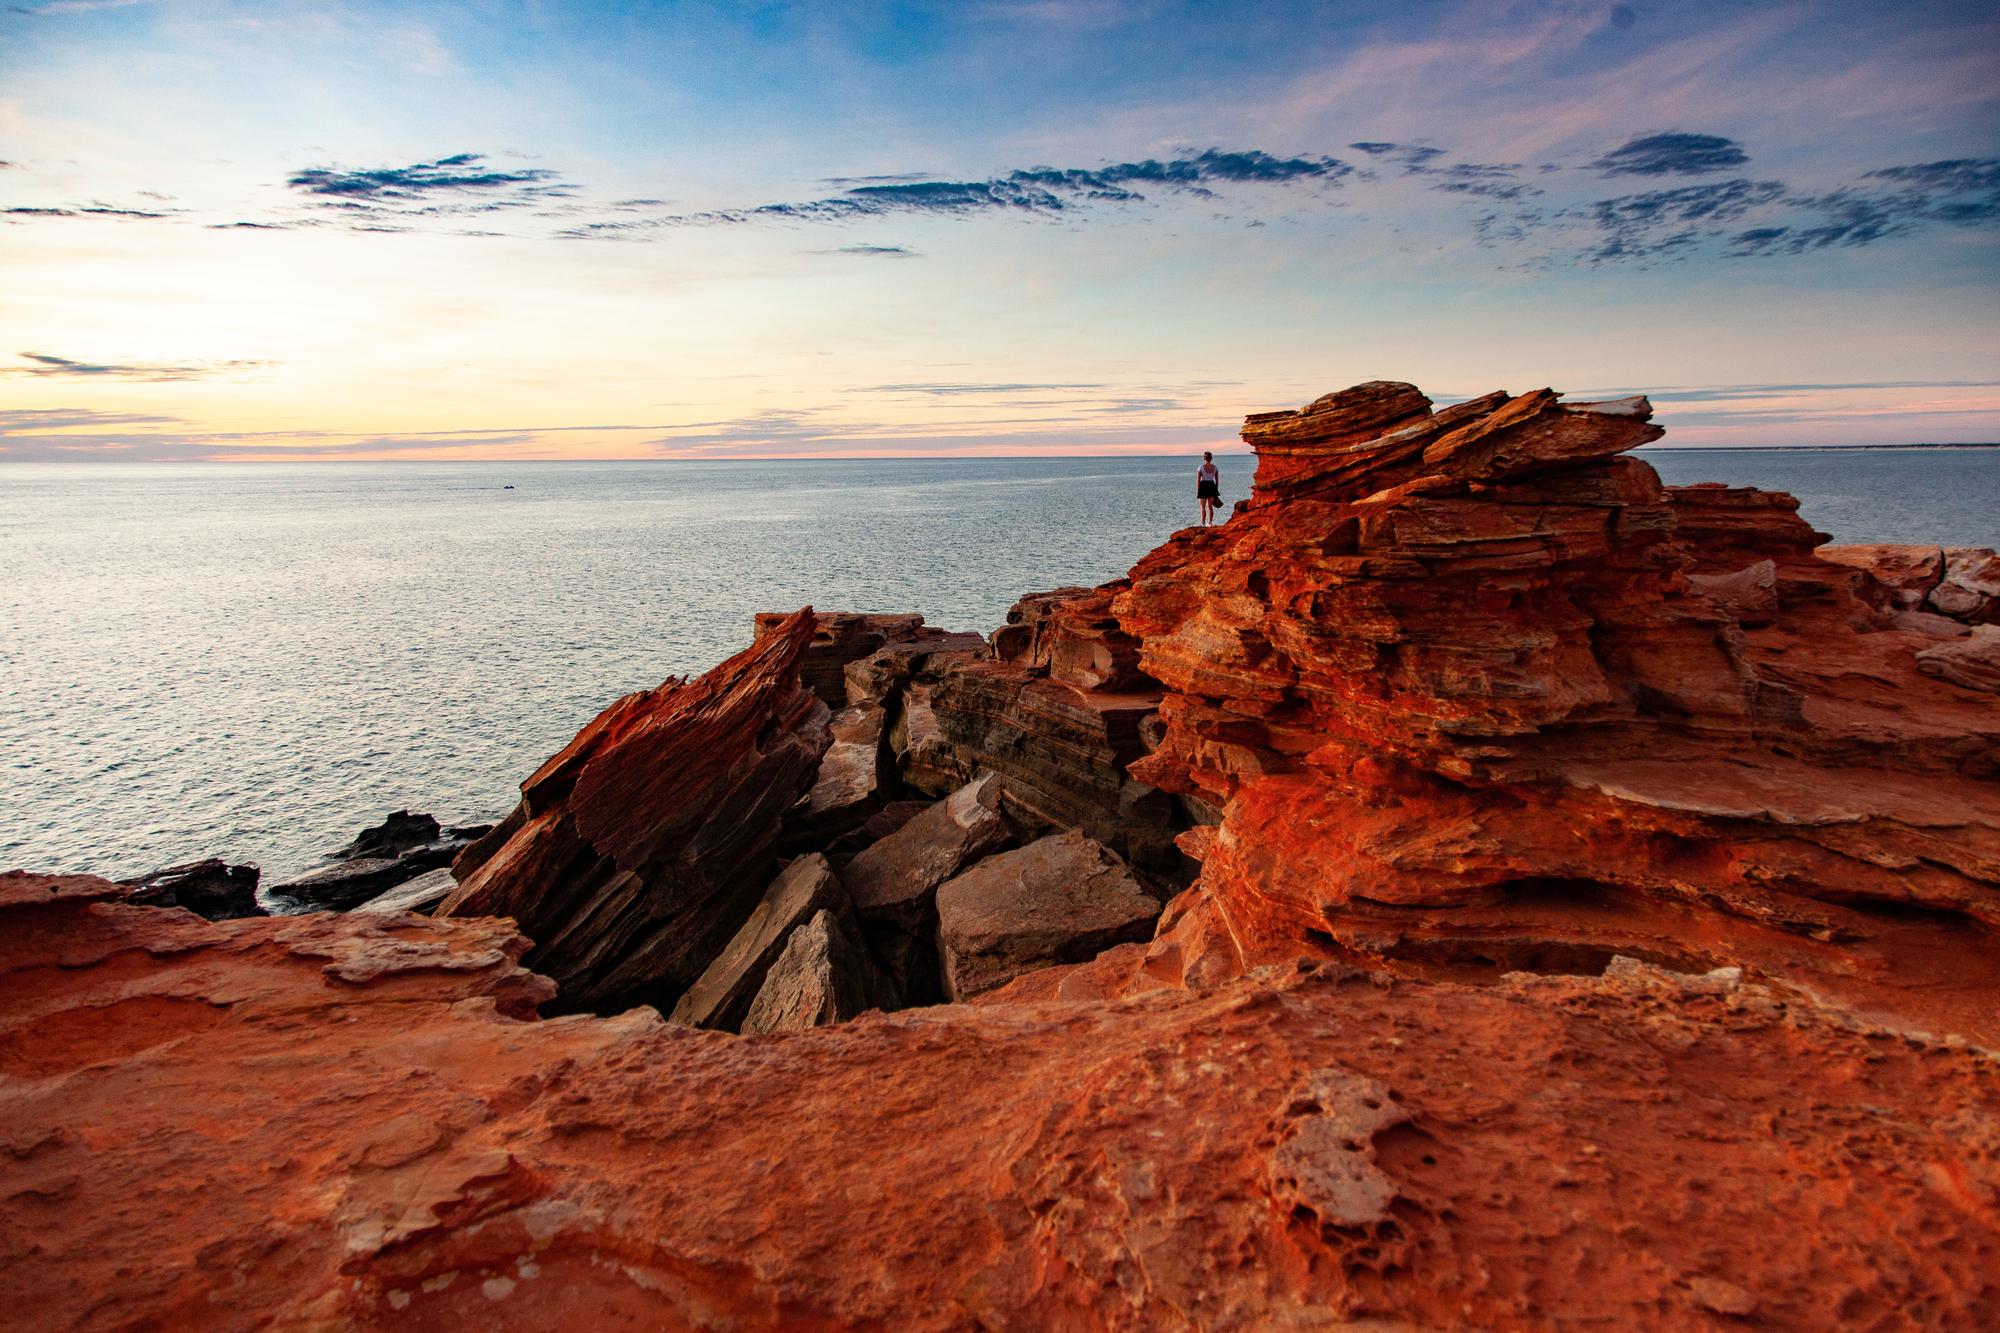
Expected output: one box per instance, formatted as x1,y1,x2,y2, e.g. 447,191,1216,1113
273,812,489,911
120,858,265,921
328,810,440,861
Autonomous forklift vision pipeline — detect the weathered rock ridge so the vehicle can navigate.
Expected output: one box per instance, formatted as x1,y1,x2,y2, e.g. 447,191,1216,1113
3,872,1995,1329
5,379,1999,1329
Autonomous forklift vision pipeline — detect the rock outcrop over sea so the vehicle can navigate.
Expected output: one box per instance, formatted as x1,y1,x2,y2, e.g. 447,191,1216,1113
4,382,1998,1330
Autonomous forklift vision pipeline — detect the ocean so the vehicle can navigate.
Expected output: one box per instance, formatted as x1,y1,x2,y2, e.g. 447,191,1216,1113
3,448,1996,882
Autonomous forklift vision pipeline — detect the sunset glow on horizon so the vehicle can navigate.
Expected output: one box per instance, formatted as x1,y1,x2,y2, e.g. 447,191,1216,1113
3,0,1996,462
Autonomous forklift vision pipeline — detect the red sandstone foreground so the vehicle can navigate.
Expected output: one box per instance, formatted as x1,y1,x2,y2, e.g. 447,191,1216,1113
4,382,1997,1330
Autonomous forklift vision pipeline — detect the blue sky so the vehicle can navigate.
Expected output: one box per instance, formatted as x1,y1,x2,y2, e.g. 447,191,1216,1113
1,0,1996,459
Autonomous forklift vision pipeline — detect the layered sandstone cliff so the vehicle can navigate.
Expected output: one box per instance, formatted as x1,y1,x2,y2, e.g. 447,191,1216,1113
4,381,1998,1330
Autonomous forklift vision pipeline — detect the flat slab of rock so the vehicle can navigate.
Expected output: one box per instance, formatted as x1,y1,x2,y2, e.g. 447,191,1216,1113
1916,625,2000,694
351,867,457,916
935,830,1161,999
840,771,1012,998
669,854,843,1030
742,908,896,1032
784,704,886,847
842,773,1010,928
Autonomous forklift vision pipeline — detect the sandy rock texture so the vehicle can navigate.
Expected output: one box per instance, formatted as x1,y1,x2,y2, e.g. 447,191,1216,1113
4,875,1997,1330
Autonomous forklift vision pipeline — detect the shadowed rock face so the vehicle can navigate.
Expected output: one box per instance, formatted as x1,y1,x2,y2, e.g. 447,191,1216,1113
437,609,831,1013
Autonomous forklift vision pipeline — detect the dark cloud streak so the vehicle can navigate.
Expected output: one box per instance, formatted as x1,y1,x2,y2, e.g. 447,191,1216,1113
2,352,275,382
1591,133,1750,177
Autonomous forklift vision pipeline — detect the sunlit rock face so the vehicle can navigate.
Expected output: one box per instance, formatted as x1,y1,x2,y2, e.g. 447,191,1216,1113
1083,384,2000,1042
4,872,1996,1330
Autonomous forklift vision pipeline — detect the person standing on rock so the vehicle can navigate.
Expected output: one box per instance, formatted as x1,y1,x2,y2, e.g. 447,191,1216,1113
1196,451,1222,525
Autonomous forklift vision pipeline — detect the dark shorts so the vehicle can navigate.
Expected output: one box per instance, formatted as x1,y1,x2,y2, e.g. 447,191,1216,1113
1197,479,1220,500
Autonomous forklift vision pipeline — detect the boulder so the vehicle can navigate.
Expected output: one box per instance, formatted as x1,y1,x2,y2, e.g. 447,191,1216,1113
782,703,886,848
754,611,937,706
741,907,897,1032
120,858,264,921
437,610,831,1013
669,854,844,1030
1916,625,2000,694
1817,543,1945,610
330,810,443,861
935,830,1161,999
350,867,457,916
840,771,1013,997
1932,547,2000,623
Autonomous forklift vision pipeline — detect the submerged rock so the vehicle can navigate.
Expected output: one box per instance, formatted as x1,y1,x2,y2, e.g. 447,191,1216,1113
330,809,444,861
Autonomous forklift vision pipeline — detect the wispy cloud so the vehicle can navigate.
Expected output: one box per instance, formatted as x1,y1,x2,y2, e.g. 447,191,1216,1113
8,0,154,14
560,148,1351,237
287,153,558,203
1590,132,1751,177
1,352,274,382
2,203,172,220
816,243,920,258
858,381,1106,396
284,152,576,227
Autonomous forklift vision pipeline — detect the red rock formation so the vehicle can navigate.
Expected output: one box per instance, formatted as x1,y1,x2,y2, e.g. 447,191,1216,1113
436,609,830,1012
8,381,2000,1330
1094,384,2000,1045
4,871,1995,1329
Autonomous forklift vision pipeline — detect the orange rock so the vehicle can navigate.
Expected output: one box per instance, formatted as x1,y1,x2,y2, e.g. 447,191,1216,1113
3,877,1995,1329
1104,384,2000,1044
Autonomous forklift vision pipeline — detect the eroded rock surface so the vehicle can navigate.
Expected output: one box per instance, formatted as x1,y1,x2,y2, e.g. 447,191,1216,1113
3,874,1993,1330
1082,383,2000,1044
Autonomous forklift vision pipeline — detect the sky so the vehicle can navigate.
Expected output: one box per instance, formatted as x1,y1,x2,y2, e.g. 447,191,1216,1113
0,0,1996,461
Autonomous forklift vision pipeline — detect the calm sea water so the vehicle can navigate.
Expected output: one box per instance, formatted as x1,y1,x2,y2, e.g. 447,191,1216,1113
3,449,1995,882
